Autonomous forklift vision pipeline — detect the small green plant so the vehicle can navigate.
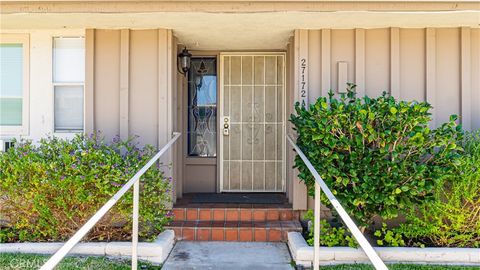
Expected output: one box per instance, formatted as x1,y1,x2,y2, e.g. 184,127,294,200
0,133,172,243
303,210,357,247
395,132,480,248
374,223,405,247
290,84,463,227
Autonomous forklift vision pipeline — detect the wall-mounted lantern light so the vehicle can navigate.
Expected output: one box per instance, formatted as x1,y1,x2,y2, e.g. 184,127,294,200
177,47,192,76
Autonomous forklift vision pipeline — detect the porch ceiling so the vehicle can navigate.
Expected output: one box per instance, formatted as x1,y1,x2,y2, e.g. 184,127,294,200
1,11,479,50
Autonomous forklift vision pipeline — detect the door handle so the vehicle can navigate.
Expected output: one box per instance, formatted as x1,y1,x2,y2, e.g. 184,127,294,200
223,117,230,136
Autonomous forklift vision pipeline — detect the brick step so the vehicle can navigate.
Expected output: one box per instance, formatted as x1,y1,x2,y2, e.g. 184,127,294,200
172,207,299,222
165,220,302,242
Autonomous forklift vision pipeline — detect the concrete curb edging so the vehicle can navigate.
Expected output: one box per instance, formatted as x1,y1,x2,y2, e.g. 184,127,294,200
287,232,480,267
0,230,175,264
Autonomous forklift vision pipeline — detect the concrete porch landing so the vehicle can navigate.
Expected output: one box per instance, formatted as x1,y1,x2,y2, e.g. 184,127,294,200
162,241,294,270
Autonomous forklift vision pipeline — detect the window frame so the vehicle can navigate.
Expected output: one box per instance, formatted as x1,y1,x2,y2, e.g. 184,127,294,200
187,57,218,158
0,34,30,136
52,36,85,133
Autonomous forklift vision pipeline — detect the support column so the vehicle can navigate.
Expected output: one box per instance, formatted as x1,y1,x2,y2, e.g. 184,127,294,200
158,29,175,204
291,30,308,210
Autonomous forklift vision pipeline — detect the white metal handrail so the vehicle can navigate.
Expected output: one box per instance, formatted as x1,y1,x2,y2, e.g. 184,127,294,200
286,135,388,270
40,132,181,270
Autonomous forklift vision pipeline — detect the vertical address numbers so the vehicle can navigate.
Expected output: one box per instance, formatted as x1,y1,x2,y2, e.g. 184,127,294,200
300,58,308,107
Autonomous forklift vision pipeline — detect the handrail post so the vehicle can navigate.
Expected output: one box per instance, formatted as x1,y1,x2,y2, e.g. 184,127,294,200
286,134,388,270
132,178,140,270
314,182,321,270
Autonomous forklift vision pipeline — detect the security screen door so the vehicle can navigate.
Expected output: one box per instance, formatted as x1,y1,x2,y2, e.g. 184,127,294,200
220,53,285,192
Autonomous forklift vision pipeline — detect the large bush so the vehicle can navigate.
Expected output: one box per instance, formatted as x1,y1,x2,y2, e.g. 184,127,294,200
0,134,172,243
394,132,480,247
290,85,462,227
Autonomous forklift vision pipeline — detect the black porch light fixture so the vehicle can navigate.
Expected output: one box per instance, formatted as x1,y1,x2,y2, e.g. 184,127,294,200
177,47,192,76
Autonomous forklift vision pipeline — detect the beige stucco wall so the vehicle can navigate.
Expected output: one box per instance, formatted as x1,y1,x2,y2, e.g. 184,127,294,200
289,27,480,210
85,28,180,201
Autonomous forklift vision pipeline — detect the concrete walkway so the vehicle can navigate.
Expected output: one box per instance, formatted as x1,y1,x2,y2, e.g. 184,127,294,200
162,241,294,270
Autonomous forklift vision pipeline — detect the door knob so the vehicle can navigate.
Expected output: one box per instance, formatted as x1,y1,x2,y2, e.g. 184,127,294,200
223,117,230,136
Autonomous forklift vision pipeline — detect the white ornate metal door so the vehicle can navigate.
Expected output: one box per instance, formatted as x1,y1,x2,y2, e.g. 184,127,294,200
220,53,285,192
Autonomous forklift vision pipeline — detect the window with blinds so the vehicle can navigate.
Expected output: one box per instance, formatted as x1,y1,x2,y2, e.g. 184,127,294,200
53,37,85,132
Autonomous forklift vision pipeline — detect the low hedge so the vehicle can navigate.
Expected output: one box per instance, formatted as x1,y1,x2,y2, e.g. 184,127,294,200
0,134,172,243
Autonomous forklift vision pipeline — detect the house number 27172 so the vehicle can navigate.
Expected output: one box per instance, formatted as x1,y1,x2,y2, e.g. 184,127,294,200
300,58,308,107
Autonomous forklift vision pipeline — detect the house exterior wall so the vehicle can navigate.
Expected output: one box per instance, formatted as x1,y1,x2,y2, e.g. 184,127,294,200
289,27,480,210
1,24,478,208
292,27,480,130
0,29,84,140
85,28,180,201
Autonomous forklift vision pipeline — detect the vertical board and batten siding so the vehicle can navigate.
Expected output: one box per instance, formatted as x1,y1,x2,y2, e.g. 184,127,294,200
129,30,159,147
286,31,308,209
85,28,179,201
89,29,121,141
471,29,480,135
288,27,480,210
293,27,479,131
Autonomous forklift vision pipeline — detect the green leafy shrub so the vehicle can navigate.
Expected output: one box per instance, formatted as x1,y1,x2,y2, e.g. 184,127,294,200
303,210,357,247
290,84,463,227
0,134,172,243
395,132,480,247
374,223,405,247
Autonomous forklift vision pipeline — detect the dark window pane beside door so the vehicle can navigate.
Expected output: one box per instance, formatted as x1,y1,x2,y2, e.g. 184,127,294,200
188,58,217,157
